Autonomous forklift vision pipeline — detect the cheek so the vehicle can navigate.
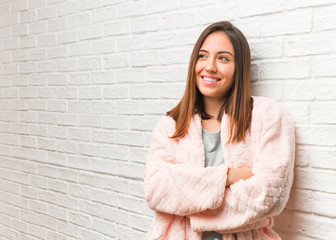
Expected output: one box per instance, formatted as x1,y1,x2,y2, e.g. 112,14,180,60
219,64,235,79
194,60,204,74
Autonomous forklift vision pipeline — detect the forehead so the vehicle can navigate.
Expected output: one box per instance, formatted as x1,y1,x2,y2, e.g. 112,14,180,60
200,32,234,53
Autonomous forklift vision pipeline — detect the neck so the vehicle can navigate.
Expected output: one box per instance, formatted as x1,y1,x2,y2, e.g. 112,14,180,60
203,97,225,119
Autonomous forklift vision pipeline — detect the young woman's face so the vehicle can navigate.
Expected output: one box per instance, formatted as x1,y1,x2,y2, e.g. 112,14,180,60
195,32,235,102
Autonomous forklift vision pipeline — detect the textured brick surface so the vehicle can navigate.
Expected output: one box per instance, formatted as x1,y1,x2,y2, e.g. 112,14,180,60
0,0,335,239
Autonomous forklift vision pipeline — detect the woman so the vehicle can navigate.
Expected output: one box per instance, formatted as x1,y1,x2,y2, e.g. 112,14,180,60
144,21,295,240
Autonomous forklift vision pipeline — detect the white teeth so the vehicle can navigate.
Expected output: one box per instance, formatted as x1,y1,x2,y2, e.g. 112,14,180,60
203,77,219,82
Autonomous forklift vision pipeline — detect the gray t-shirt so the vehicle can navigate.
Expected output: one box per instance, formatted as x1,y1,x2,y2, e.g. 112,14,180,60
201,128,224,240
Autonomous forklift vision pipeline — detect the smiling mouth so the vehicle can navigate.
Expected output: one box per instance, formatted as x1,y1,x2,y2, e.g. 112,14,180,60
202,76,221,82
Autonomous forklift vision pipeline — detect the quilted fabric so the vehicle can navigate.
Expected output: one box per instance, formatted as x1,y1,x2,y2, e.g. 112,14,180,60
144,96,295,240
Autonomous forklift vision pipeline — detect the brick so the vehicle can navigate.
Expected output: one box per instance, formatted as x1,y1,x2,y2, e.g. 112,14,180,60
261,9,312,36
37,6,57,20
48,18,67,31
102,115,128,130
91,130,115,144
285,0,335,10
69,13,90,28
28,0,46,9
145,0,178,14
311,192,336,217
20,62,37,74
161,12,195,30
11,50,28,62
78,57,102,71
92,7,116,23
67,128,90,141
91,217,116,237
116,100,143,115
47,46,67,59
103,20,129,36
129,51,160,67
311,102,336,124
57,1,79,16
78,86,102,99
20,10,36,23
47,73,66,86
310,147,336,170
78,114,101,127
116,68,144,83
237,0,284,17
144,65,186,83
38,137,56,151
103,85,128,99
57,31,78,44
314,4,336,31
284,80,336,100
48,179,68,194
117,1,145,18
68,101,91,114
29,124,47,136
56,140,78,154
312,55,336,77
160,49,190,65
285,32,336,57
55,220,78,238
57,59,78,72
296,125,336,146
79,0,104,10
104,53,128,69
37,61,57,72
131,16,160,33
12,24,29,36
145,33,177,50
56,87,77,99
286,188,312,212
128,179,145,198
28,49,47,61
79,24,103,40
116,162,144,180
250,38,283,59
101,144,128,161
69,211,91,228
56,113,78,126
129,116,159,132
2,13,18,27
48,125,67,139
91,101,115,114
29,21,47,35
92,39,115,54
4,38,19,50
30,175,48,189
37,34,56,47
294,168,336,193
11,0,28,12
260,60,310,80
78,143,102,157
91,71,115,84
117,35,145,52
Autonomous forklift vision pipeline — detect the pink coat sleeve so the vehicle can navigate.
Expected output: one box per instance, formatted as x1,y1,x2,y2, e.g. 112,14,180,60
189,103,295,232
144,116,229,216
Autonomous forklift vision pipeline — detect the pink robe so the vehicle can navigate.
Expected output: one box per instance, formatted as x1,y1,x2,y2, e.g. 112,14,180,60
144,96,295,240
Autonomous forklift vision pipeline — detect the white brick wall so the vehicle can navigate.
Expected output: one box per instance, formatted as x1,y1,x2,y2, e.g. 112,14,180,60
0,0,335,239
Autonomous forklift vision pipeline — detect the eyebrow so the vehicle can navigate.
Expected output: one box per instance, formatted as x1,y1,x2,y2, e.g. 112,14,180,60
199,49,234,57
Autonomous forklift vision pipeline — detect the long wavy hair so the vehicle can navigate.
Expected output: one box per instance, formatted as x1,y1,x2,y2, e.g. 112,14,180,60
167,21,253,144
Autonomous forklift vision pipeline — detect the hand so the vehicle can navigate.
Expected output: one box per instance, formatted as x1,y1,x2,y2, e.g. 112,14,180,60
226,167,254,186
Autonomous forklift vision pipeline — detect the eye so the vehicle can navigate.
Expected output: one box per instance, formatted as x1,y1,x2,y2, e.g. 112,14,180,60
219,56,229,61
198,54,206,59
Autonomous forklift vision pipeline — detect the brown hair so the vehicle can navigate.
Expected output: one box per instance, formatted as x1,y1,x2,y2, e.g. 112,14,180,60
167,21,253,144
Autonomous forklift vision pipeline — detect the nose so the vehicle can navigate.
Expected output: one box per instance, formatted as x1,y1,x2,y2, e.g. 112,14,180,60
205,58,217,73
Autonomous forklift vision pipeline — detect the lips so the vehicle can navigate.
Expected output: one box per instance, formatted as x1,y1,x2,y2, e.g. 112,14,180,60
201,75,221,84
